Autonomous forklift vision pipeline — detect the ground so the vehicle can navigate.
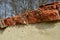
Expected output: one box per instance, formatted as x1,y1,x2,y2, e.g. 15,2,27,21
0,22,60,40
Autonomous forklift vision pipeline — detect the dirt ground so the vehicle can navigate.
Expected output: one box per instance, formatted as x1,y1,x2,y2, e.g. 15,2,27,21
0,22,60,40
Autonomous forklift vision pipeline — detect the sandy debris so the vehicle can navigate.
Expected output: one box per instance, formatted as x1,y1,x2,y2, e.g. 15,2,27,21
0,22,60,40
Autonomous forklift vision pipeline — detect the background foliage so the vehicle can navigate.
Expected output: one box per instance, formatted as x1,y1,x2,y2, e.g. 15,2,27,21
0,0,60,18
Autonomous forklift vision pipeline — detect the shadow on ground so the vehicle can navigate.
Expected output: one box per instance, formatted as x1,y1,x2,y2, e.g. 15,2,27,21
0,21,59,34
0,27,6,34
31,21,59,30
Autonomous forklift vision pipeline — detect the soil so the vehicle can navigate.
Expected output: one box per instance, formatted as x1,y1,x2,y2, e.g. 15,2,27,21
0,22,60,40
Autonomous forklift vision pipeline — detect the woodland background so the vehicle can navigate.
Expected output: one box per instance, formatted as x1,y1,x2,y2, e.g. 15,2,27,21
0,0,60,18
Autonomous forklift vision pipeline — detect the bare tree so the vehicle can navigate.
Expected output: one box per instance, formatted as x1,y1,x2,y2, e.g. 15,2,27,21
10,0,17,15
5,2,6,18
28,0,33,11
